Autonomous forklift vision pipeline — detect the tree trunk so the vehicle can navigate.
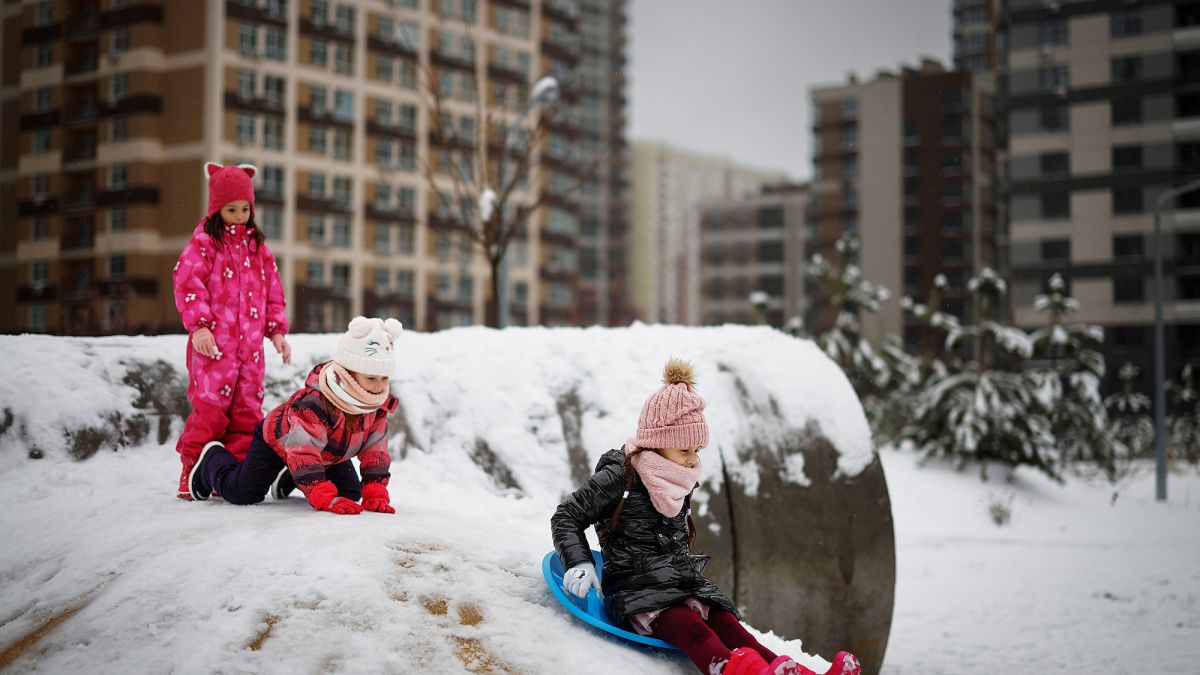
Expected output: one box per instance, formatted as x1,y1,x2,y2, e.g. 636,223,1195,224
486,255,502,328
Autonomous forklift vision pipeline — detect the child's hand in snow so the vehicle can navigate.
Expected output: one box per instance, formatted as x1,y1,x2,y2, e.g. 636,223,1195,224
563,563,601,598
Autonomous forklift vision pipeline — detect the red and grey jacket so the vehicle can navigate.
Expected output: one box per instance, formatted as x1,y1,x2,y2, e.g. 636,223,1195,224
263,362,396,498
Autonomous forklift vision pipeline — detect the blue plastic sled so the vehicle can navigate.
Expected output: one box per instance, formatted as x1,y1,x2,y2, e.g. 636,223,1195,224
542,550,678,650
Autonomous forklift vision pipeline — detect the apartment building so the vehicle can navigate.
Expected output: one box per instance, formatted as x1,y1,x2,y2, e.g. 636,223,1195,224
810,60,998,347
999,0,1200,391
627,140,784,325
954,0,1001,74
698,183,809,327
1,0,626,335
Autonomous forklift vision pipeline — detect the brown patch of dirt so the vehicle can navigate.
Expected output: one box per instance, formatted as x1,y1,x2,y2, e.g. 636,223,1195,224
0,601,90,669
421,597,448,616
452,636,517,674
457,603,484,626
246,615,279,651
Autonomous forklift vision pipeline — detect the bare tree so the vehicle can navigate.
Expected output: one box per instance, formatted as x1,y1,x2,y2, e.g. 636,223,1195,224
394,15,606,327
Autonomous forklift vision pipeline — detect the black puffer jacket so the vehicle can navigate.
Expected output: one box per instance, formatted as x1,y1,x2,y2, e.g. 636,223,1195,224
551,447,738,623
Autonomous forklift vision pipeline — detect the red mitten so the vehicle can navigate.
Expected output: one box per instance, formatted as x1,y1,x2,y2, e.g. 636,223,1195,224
306,481,363,515
361,481,394,514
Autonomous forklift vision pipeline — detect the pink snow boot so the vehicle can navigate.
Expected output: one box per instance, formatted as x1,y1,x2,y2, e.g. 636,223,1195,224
766,655,817,675
821,651,861,675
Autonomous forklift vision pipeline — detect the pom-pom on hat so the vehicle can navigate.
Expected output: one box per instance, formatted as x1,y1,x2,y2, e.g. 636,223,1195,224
634,358,709,450
334,316,404,376
205,161,257,219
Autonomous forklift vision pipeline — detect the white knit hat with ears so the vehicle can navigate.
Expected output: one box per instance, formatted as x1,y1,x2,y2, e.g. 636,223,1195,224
334,316,404,376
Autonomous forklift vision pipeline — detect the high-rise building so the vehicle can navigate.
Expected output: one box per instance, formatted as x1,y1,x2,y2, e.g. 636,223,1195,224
698,183,809,327
998,0,1200,392
573,0,628,326
1,0,626,335
953,0,1001,74
627,140,784,325
810,60,998,348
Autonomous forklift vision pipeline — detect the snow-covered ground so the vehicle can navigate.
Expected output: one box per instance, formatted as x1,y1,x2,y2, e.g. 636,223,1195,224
1,329,1198,673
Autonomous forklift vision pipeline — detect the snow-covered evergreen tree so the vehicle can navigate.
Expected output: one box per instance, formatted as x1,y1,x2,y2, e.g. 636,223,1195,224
903,268,1060,480
1106,362,1154,458
1028,274,1120,477
1168,364,1200,464
805,233,899,398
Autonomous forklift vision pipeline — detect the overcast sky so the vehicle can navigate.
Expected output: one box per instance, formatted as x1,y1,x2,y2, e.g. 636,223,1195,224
627,0,952,179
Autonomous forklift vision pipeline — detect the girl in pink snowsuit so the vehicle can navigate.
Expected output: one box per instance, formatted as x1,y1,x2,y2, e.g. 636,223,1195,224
172,162,291,500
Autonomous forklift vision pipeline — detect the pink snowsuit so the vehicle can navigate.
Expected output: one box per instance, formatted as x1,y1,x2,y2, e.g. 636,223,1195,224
173,219,288,464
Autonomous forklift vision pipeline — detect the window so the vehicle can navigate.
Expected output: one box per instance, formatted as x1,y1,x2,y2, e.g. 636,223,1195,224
239,23,257,55
1113,186,1144,214
307,215,326,244
237,112,256,144
113,27,130,53
333,176,351,205
1040,152,1069,178
398,141,416,171
31,260,48,285
377,139,393,166
1112,146,1142,171
399,104,417,131
376,56,394,81
33,87,51,113
1113,234,1143,260
261,208,281,239
112,73,129,100
308,173,326,198
397,224,414,254
33,174,50,200
35,0,53,26
374,266,391,289
237,69,256,100
844,156,858,179
110,164,127,189
1040,104,1068,131
312,0,328,24
1041,239,1070,262
843,126,858,149
334,89,354,121
262,165,284,195
1039,18,1068,46
264,76,285,107
32,130,50,155
1114,274,1144,304
843,98,859,119
1112,9,1142,37
106,207,126,233
943,239,965,261
36,43,53,68
310,86,327,112
307,260,325,284
334,44,352,75
263,118,283,150
333,129,351,160
396,269,414,296
309,126,326,154
944,210,970,232
398,187,415,212
265,28,286,60
399,59,417,89
310,40,328,66
264,0,285,19
335,5,354,33
1042,192,1070,219
109,254,126,279
32,215,49,240
459,275,474,303
1038,65,1069,92
111,115,127,142
1112,56,1141,84
332,217,350,247
1112,96,1141,126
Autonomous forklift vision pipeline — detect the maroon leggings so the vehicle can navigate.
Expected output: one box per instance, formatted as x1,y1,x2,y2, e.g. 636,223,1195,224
651,605,778,673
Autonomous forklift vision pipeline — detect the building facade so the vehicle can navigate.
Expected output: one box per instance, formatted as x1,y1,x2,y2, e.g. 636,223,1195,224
698,183,809,327
1,0,626,335
626,140,784,325
954,0,1001,74
810,60,998,347
999,0,1200,392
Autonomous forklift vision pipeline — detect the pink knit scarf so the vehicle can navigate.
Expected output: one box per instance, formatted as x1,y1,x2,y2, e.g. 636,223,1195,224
319,362,388,415
626,440,701,518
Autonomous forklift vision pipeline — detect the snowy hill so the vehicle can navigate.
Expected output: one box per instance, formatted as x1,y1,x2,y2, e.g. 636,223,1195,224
0,326,874,674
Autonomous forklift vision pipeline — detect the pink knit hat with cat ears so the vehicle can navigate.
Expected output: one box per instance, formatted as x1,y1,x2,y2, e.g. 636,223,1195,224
634,358,709,450
205,161,257,219
334,316,405,377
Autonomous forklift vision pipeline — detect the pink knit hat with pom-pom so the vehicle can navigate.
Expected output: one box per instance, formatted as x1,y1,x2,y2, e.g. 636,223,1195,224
634,358,709,449
334,316,404,376
205,161,257,219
